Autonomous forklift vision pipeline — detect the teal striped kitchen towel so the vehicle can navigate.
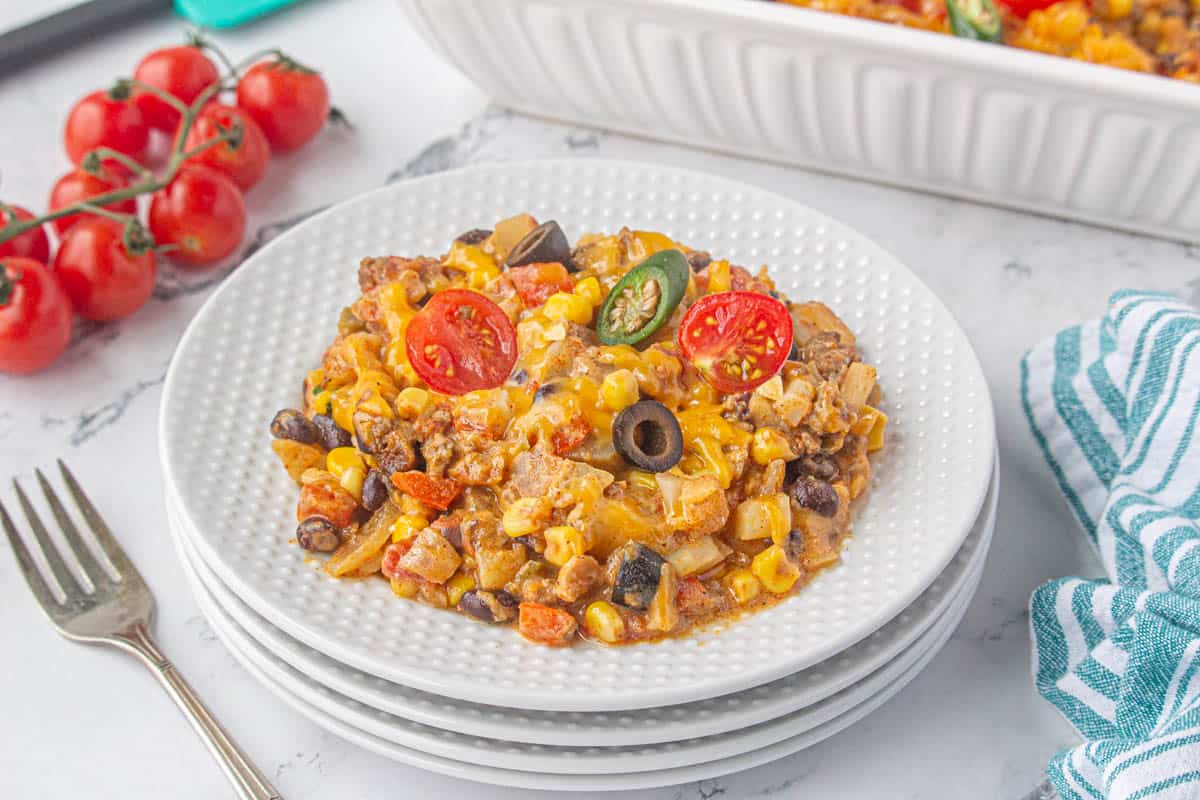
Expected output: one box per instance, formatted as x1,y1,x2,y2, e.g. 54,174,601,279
1022,290,1200,800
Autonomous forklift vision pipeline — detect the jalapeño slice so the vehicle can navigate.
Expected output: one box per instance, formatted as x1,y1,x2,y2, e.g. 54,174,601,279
596,249,689,346
947,0,1003,42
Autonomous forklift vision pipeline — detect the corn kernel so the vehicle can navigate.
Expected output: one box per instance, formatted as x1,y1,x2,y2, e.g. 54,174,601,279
446,573,476,607
600,369,640,412
584,600,626,644
543,291,593,325
724,568,762,604
544,526,587,566
502,497,547,538
707,260,731,294
574,276,603,306
866,407,888,452
339,466,365,501
326,447,365,480
752,544,802,593
329,386,356,433
632,230,678,257
751,428,796,465
395,387,430,419
391,576,420,598
733,493,792,542
390,514,427,543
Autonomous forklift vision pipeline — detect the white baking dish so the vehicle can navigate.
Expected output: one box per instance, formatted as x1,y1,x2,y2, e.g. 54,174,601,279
397,0,1200,243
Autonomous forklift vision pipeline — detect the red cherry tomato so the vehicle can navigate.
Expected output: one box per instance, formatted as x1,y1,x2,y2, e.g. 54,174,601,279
0,257,73,375
236,60,330,151
0,206,50,263
405,289,518,395
181,104,271,191
677,291,793,394
63,90,150,170
509,262,573,307
133,45,220,132
997,0,1058,16
48,169,138,237
53,218,156,322
148,165,246,266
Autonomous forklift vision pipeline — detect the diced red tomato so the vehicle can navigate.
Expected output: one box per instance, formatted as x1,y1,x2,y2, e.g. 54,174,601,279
381,539,416,579
551,415,591,456
518,602,578,646
509,262,573,307
676,576,719,616
996,0,1058,16
297,481,357,528
390,471,463,511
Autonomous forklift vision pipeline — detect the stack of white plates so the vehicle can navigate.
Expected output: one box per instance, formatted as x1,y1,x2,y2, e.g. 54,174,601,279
159,160,997,791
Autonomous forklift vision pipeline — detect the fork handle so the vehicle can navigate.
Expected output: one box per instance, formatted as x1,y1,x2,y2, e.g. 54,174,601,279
119,624,282,800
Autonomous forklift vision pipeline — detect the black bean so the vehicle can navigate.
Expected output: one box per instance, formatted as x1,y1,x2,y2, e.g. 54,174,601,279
459,590,517,623
270,409,319,444
456,228,491,245
792,477,839,517
687,251,711,271
361,470,390,512
440,523,463,551
533,382,558,401
783,529,805,562
312,413,352,450
788,338,801,362
804,454,839,481
297,517,342,552
508,368,529,386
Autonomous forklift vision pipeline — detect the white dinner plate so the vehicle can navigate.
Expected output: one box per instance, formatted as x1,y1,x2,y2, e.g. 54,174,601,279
165,459,995,747
160,158,996,710
178,515,984,790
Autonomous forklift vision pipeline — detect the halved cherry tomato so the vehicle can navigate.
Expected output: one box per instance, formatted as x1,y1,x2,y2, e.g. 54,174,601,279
133,45,220,132
677,291,793,394
996,0,1058,16
148,165,246,266
0,206,50,263
390,471,463,511
48,168,138,237
405,289,518,395
54,218,156,322
0,257,73,375
63,90,150,170
180,103,271,191
236,59,330,151
509,262,573,307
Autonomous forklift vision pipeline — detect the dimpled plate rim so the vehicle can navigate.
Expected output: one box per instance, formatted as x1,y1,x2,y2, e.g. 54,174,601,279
165,458,995,747
173,480,989,773
180,523,983,791
159,158,996,711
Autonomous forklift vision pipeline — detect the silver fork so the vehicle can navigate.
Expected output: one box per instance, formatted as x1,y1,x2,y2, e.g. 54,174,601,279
1,461,281,800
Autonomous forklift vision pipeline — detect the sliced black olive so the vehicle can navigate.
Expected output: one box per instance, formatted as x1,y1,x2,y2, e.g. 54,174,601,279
686,251,711,272
533,381,559,402
297,517,341,552
312,413,352,451
596,250,689,346
792,476,839,517
611,542,665,610
506,220,573,270
788,338,801,362
508,368,529,386
612,400,683,472
456,228,491,245
361,469,390,512
459,590,518,623
270,409,318,444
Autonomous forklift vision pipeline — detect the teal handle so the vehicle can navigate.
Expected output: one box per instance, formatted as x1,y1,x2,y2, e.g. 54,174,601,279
174,0,302,28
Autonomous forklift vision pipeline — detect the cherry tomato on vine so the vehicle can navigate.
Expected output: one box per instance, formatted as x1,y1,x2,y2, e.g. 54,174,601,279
677,291,793,394
48,168,138,237
0,206,50,263
181,103,271,191
405,289,518,395
509,262,573,307
133,45,220,132
54,218,156,322
236,59,330,151
0,257,73,375
148,165,247,266
63,90,150,170
996,0,1057,16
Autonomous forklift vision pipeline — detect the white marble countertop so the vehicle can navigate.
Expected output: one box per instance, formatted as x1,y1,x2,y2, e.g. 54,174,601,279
2,1,1197,798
